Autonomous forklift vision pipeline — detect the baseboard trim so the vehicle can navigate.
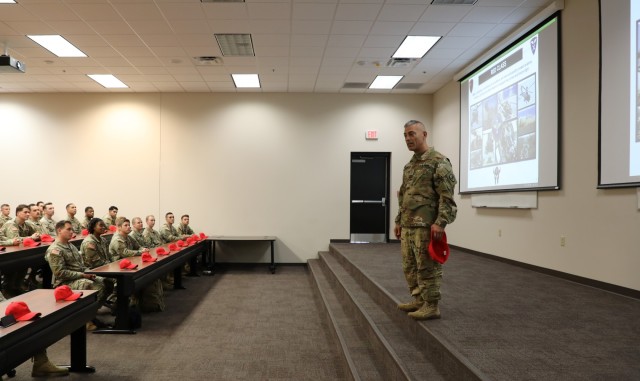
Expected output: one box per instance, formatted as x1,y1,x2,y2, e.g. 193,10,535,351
451,245,640,300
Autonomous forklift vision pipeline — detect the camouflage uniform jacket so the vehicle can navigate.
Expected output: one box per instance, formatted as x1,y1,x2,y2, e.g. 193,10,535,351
109,233,141,260
143,228,163,248
103,215,115,227
80,234,112,269
40,216,56,236
2,220,36,239
177,223,194,236
81,217,91,230
67,215,82,234
395,148,458,228
129,229,146,249
46,240,88,287
0,215,11,229
26,219,44,234
160,223,180,243
0,229,17,246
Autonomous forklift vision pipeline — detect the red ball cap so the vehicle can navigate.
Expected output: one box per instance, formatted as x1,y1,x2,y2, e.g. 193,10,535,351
156,247,168,255
141,252,157,262
428,231,450,264
54,285,83,301
119,258,138,270
5,301,41,321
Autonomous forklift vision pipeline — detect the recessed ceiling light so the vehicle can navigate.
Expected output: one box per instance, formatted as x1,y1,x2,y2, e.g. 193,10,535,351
215,34,255,57
87,74,128,89
369,76,403,90
392,36,441,59
27,35,86,58
231,74,260,88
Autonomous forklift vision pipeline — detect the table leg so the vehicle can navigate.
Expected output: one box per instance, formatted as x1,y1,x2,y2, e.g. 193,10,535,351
270,240,275,274
68,325,95,373
93,280,136,334
173,266,185,290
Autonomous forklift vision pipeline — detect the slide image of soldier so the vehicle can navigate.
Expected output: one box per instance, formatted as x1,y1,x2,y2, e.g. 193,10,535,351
483,131,496,166
498,84,517,121
482,95,499,132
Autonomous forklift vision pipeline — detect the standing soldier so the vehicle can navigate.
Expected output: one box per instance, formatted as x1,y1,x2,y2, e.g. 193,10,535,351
394,120,457,320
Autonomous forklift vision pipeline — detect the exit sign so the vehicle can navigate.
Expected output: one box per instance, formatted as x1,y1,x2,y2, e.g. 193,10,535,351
366,130,378,140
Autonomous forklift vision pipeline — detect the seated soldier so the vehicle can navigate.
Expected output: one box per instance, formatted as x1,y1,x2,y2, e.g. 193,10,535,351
80,218,116,305
25,203,44,234
160,212,189,243
0,203,11,228
1,204,41,296
81,206,94,230
143,215,163,248
108,217,149,261
40,202,56,236
46,220,112,328
103,206,118,227
0,291,69,377
65,203,82,235
176,214,195,236
129,217,147,248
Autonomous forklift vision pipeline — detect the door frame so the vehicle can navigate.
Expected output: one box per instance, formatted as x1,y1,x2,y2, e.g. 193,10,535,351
349,151,391,243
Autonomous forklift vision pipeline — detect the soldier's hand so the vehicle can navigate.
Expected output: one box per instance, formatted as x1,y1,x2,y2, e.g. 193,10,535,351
84,273,96,280
141,248,150,253
394,224,402,239
12,238,19,245
431,224,444,241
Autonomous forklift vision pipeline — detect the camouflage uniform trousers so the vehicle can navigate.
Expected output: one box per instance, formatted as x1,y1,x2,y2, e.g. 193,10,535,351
60,276,114,305
400,227,442,304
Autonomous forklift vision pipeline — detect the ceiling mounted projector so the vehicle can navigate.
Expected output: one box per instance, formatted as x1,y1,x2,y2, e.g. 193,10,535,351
0,55,26,73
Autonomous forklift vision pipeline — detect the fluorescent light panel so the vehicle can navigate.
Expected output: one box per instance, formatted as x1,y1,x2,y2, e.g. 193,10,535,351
231,74,260,88
0,1,17,4
215,34,254,56
27,35,86,57
88,74,128,89
369,75,403,89
392,36,441,59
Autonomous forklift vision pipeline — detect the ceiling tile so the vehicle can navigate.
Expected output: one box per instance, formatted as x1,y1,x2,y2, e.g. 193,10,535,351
331,20,373,35
335,4,382,21
410,22,455,36
67,4,122,21
369,21,414,35
420,5,472,23
462,6,516,23
293,3,337,20
247,3,291,20
327,34,366,47
378,4,427,22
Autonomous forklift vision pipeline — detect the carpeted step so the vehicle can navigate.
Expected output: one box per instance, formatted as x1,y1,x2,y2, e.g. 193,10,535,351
318,251,448,381
308,258,386,381
328,243,487,381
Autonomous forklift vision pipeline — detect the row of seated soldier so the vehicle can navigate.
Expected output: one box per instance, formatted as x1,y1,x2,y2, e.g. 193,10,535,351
1,202,196,378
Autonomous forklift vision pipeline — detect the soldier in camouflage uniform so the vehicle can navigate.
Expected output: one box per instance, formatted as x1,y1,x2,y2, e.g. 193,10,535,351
26,203,44,234
80,218,114,269
143,215,164,248
0,203,11,229
81,206,94,230
160,212,188,243
45,220,112,305
394,120,457,321
1,204,41,296
103,206,118,227
65,203,82,234
109,217,149,260
40,202,56,236
129,217,147,248
0,290,69,377
177,214,195,236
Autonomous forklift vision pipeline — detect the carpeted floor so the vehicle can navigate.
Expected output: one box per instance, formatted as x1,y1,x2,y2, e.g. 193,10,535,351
8,265,346,381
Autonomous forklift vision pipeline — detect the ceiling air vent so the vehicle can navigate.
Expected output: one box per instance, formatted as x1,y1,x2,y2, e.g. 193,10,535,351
342,82,369,89
193,56,223,66
395,83,423,90
385,58,417,68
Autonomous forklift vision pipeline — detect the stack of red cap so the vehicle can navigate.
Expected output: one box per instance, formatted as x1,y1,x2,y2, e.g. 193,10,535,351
177,240,186,247
5,301,41,321
54,285,83,301
191,234,200,242
199,232,206,240
22,238,40,247
81,229,89,236
156,247,168,255
186,237,195,246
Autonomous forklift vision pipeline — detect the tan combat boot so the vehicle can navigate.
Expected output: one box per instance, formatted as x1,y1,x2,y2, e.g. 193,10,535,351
397,296,423,312
31,350,69,377
408,302,441,320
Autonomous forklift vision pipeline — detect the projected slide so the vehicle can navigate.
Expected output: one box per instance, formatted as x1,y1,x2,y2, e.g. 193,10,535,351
466,37,539,188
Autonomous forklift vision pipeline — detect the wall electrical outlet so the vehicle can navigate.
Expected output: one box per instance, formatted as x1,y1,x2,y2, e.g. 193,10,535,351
560,236,566,247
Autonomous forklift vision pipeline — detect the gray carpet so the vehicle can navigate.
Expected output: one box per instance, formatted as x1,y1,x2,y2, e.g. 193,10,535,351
8,266,346,381
330,243,640,381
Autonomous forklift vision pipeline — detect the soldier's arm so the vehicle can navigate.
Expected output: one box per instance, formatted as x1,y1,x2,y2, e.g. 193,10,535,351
433,158,458,228
82,242,100,269
116,239,141,258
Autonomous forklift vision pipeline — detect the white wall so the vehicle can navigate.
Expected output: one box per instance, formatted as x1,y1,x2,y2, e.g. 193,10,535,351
433,0,640,291
0,92,431,263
